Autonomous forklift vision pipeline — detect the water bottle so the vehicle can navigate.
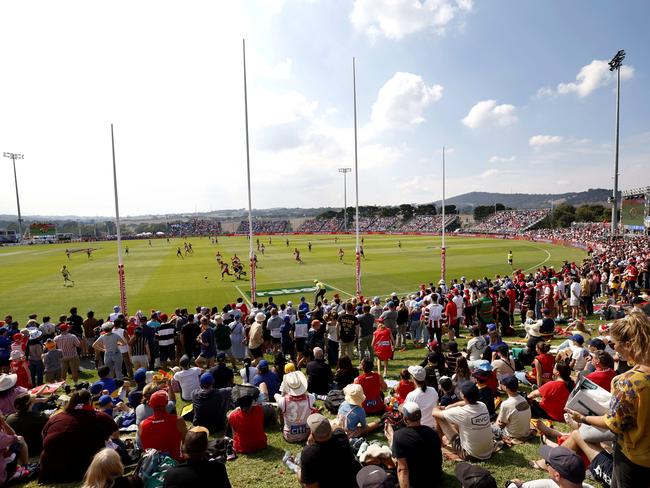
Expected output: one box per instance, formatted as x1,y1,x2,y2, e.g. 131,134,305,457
283,450,299,473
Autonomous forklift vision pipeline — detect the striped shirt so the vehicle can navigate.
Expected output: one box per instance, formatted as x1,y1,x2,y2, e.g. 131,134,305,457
155,322,175,348
54,333,81,359
131,335,148,356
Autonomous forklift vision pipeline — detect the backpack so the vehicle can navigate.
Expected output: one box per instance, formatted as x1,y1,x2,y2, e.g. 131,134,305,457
323,389,345,414
134,449,177,488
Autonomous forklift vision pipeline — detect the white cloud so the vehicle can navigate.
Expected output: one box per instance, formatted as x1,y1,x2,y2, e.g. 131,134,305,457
350,0,473,40
250,56,293,80
462,100,517,129
556,179,570,185
538,59,634,98
480,168,499,178
529,135,564,147
488,155,515,163
370,72,443,131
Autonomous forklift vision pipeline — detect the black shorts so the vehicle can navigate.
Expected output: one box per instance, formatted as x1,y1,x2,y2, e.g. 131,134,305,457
589,451,613,486
295,338,306,353
271,337,281,344
159,345,176,362
250,346,263,359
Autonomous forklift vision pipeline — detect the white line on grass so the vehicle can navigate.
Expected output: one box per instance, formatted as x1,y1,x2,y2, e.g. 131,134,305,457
322,282,355,298
521,244,552,273
234,285,252,306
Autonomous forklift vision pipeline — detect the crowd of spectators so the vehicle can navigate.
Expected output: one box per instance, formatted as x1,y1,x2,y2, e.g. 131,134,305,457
236,220,290,234
465,209,550,234
395,215,458,233
168,219,222,236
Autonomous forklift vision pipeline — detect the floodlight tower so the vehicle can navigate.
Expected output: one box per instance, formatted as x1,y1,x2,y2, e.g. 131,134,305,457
339,167,352,231
3,152,24,241
608,49,625,237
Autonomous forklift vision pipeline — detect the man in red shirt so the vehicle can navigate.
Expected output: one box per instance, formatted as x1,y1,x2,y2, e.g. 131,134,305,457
228,392,267,454
444,295,458,341
586,351,616,392
139,390,186,462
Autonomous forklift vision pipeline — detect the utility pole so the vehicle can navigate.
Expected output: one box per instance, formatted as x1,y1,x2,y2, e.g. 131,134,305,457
3,152,24,241
339,167,351,231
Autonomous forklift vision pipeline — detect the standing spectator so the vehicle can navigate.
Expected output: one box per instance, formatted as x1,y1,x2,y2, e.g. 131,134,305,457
325,312,340,366
196,317,216,369
42,339,63,383
385,401,442,487
25,329,44,387
180,317,201,360
357,305,375,360
248,313,265,365
53,324,81,383
372,319,394,377
266,308,283,354
82,310,98,358
338,303,359,360
92,323,127,380
128,327,150,371
155,315,176,369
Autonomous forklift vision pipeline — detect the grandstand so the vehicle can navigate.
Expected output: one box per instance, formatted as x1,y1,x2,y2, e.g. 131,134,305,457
395,215,459,233
463,209,549,234
237,219,290,234
168,218,222,236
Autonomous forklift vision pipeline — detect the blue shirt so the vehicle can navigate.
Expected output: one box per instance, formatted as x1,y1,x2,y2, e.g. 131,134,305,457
337,401,367,431
200,328,216,358
96,377,118,394
298,302,310,313
253,371,279,397
280,322,294,345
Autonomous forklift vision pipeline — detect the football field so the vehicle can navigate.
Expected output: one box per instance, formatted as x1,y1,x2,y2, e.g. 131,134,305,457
0,234,586,320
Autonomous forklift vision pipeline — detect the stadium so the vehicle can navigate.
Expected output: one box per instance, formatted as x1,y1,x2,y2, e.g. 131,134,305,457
1,2,650,488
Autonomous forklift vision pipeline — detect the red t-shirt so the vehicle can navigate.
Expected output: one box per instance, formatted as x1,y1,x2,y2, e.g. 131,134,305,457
228,405,267,454
395,380,415,404
539,380,571,421
506,289,517,312
140,412,183,461
445,302,457,326
527,353,555,385
355,372,384,414
586,369,616,392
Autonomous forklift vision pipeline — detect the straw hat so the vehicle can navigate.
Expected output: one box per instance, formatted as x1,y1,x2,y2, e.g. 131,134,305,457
255,312,266,322
343,383,366,406
0,374,18,392
283,371,308,396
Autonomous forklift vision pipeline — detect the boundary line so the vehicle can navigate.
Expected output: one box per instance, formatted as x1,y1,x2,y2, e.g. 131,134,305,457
521,244,552,273
234,285,252,306
322,281,355,298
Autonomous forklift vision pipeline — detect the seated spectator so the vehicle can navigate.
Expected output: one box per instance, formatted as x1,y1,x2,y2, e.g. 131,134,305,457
172,355,202,401
491,344,516,380
385,401,442,488
355,465,395,488
452,357,473,398
568,335,589,372
433,382,495,461
583,339,607,374
191,373,231,435
306,347,333,395
163,427,232,488
40,390,119,484
492,376,531,440
423,351,443,390
473,369,496,420
210,352,234,389
227,388,267,454
6,393,48,456
516,342,554,387
438,376,459,407
527,363,574,421
239,357,257,384
274,371,315,443
299,413,361,488
505,446,594,488
455,463,498,488
81,448,137,488
336,384,381,437
467,327,489,363
334,356,359,390
585,350,616,391
395,369,415,405
135,384,176,445
445,341,463,374
0,373,28,416
354,357,387,415
139,390,186,462
404,365,439,429
252,359,279,400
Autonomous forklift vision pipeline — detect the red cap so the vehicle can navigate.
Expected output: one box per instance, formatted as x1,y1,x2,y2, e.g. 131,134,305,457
149,390,168,409
59,324,69,332
12,333,22,341
160,314,168,323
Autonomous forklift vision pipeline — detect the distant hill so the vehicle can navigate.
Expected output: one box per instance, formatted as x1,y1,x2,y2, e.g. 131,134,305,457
434,188,615,211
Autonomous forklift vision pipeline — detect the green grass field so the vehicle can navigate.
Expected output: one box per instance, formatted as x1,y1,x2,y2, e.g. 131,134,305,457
3,235,595,488
0,234,586,321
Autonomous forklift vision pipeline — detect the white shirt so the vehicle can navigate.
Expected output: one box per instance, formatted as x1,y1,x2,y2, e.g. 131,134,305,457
428,303,443,322
405,386,439,429
571,345,588,371
517,480,596,488
442,402,494,460
569,282,582,306
113,328,129,354
497,394,532,439
173,367,202,401
452,295,464,318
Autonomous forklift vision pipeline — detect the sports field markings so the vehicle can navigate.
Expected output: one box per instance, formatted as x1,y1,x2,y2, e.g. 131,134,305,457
321,281,355,298
234,285,252,306
521,244,552,273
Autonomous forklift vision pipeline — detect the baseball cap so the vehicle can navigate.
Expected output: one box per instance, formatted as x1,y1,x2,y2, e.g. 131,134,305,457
407,365,426,382
307,413,332,440
486,323,497,332
500,375,519,391
538,446,585,484
258,359,269,369
588,338,606,350
356,465,392,488
133,368,147,383
455,462,497,488
401,401,422,421
98,394,113,407
570,334,585,345
199,372,214,387
59,323,69,332
148,390,168,409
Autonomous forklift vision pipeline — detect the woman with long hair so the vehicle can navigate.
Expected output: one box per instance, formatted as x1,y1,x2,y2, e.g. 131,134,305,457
404,365,438,429
567,312,650,487
516,341,554,387
527,362,574,421
334,355,359,390
452,357,472,398
81,448,134,488
372,320,394,377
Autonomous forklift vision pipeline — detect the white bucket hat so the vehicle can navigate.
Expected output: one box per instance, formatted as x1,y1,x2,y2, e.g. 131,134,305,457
283,371,308,396
0,374,18,392
343,383,366,406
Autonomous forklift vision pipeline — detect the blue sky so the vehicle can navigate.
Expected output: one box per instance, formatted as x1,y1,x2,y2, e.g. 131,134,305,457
0,0,648,216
